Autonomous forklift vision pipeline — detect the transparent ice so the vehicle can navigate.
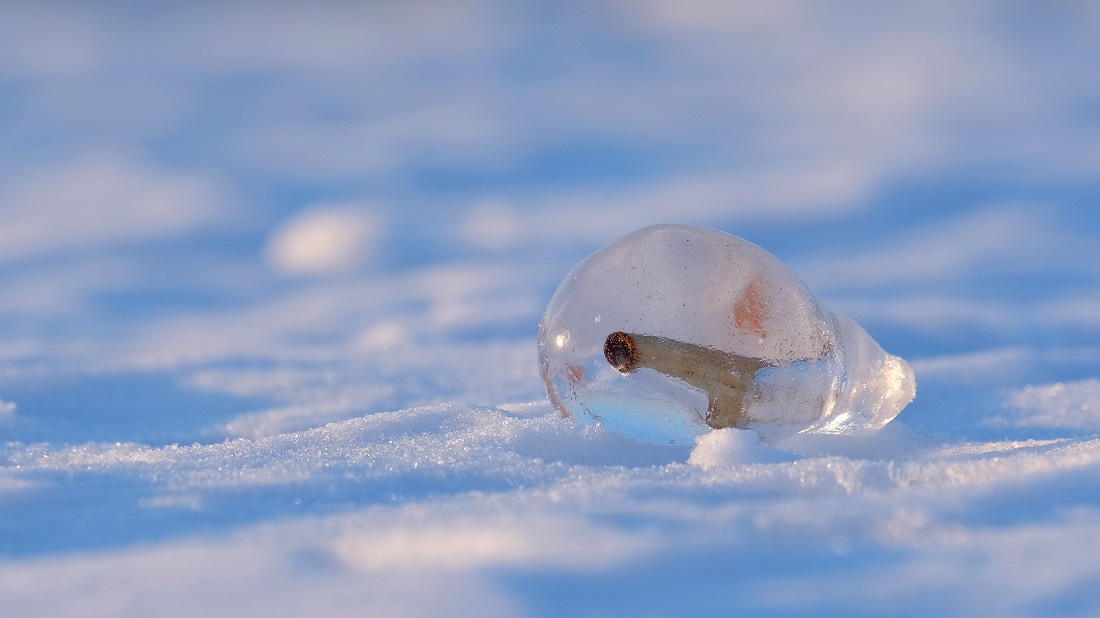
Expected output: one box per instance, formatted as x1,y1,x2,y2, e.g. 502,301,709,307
537,224,916,444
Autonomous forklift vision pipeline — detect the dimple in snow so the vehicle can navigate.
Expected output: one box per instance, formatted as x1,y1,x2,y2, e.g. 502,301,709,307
537,224,916,444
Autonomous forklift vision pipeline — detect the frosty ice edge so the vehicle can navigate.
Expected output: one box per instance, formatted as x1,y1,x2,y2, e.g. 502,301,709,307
537,224,916,444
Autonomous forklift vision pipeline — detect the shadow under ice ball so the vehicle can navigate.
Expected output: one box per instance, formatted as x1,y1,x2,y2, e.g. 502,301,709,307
537,224,916,444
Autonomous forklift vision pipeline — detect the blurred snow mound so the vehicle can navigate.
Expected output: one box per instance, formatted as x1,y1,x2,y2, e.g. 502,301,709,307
265,204,381,276
330,511,650,572
1001,378,1100,430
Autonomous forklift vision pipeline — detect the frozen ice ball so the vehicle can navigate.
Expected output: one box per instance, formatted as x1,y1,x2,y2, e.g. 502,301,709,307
537,224,916,444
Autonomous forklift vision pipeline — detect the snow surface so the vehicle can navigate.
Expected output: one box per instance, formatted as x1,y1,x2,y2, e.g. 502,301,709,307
2,2,1100,616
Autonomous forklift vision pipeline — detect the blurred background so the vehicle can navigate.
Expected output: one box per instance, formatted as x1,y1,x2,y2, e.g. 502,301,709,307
1,1,1099,445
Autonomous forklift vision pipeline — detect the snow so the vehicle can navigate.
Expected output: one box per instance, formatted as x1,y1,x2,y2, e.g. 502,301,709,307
2,2,1100,616
1002,380,1100,430
264,205,382,277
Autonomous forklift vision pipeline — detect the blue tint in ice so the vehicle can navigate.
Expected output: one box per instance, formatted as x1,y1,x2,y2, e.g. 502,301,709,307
538,224,916,443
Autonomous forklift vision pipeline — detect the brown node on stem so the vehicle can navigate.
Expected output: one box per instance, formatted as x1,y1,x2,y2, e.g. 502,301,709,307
603,331,770,429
